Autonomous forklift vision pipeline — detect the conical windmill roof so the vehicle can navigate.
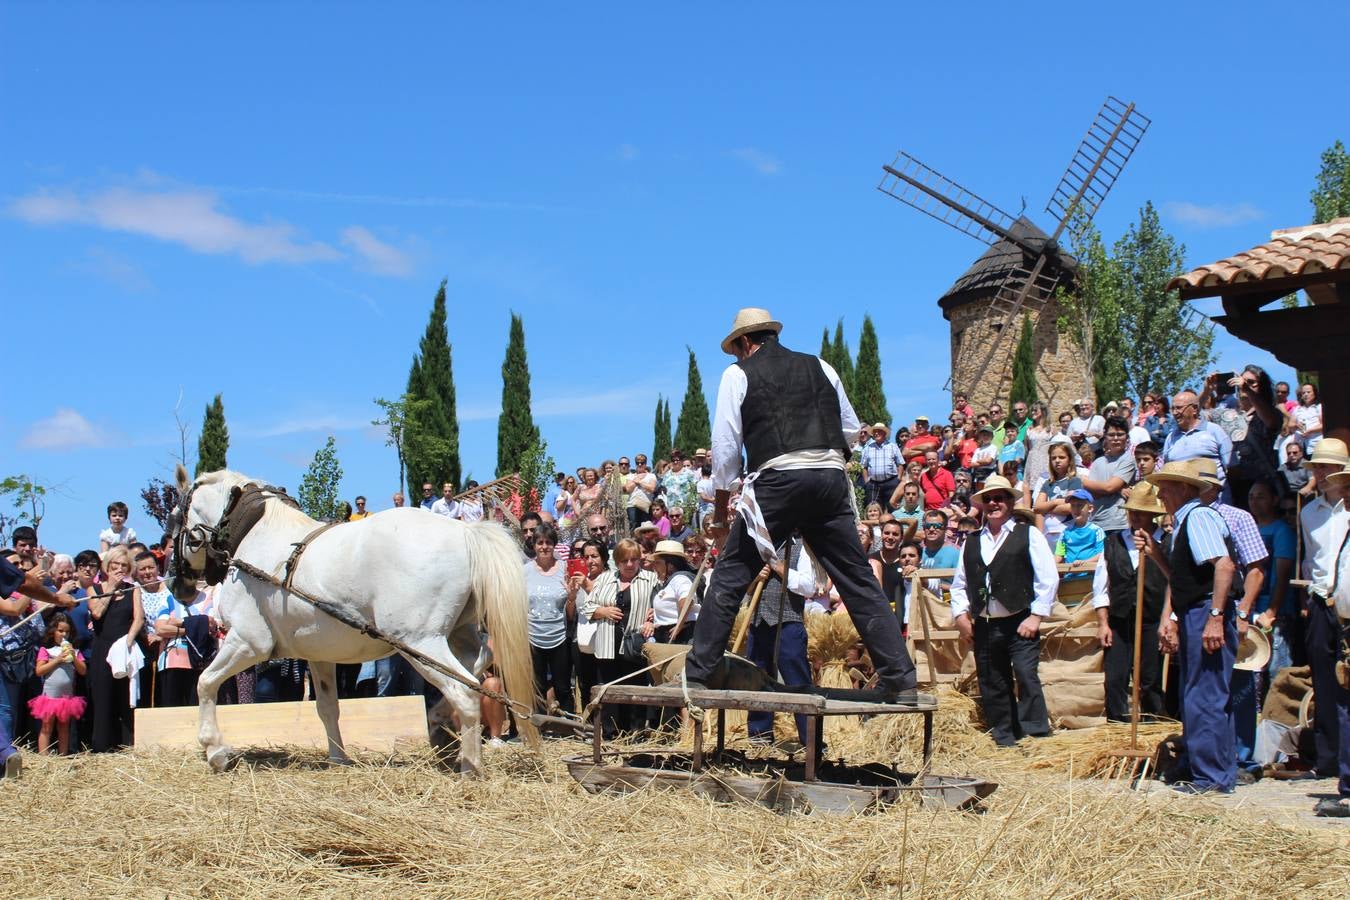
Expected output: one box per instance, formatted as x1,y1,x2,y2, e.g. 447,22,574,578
937,216,1074,315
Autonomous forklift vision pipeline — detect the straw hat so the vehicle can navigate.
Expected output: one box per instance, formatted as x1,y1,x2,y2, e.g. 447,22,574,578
652,539,689,561
720,307,782,354
870,422,890,435
971,474,1018,502
1235,626,1272,673
1188,457,1222,488
633,521,660,535
1308,438,1350,467
1325,464,1350,486
1011,505,1037,524
1123,481,1166,516
1146,460,1209,490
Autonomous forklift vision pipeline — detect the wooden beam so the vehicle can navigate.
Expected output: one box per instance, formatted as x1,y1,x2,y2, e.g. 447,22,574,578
1176,268,1349,301
134,696,429,752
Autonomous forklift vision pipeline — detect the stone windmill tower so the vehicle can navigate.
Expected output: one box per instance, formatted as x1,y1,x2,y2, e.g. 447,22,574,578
876,97,1150,412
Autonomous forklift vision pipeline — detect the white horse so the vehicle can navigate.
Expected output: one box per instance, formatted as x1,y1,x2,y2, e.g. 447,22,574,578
168,465,537,774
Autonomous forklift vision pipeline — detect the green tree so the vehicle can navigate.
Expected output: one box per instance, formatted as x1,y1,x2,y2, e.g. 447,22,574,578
1114,202,1213,401
652,396,672,462
298,436,344,521
673,347,711,455
373,393,445,493
851,314,890,426
1008,314,1039,406
0,474,49,543
1311,139,1350,223
819,328,833,365
517,434,556,512
404,280,461,498
195,393,229,476
496,313,540,478
830,319,855,399
1057,223,1125,404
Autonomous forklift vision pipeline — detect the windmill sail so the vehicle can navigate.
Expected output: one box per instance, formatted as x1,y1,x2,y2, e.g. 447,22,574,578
1045,97,1151,239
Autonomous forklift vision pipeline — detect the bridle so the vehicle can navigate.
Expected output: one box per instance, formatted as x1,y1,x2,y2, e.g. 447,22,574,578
171,478,298,589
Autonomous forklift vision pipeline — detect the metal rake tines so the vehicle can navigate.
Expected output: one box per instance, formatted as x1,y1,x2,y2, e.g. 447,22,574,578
878,151,1019,246
1045,96,1150,231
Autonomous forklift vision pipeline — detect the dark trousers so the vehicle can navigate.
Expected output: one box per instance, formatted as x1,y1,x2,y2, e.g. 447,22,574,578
1176,603,1237,792
1337,617,1350,799
972,611,1048,746
746,620,810,744
156,668,198,707
686,468,916,691
530,641,573,714
597,655,648,736
1305,598,1342,777
866,476,899,511
87,643,134,752
575,652,598,716
1103,616,1164,722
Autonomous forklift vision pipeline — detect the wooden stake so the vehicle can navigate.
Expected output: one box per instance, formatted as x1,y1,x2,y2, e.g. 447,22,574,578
1130,555,1147,750
729,572,769,656
912,572,938,687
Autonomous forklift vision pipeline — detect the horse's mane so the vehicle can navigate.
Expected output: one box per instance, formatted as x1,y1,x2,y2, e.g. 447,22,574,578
197,469,316,530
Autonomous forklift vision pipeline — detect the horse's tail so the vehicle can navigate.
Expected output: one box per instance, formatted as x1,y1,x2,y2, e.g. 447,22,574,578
463,520,540,749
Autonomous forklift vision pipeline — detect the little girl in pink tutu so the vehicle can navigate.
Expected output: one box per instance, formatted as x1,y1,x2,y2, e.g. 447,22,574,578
29,614,88,755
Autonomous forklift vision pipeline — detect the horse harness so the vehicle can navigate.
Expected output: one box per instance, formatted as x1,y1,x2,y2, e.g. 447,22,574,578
172,479,536,719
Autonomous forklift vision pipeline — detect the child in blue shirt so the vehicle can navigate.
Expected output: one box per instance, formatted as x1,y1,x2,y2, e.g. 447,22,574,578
1056,489,1105,580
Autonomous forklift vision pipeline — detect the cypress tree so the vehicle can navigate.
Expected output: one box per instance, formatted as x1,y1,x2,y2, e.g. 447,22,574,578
673,347,711,455
820,328,834,367
831,320,855,399
851,315,890,427
404,280,462,496
195,393,229,476
1009,314,1038,406
653,396,672,462
496,313,539,478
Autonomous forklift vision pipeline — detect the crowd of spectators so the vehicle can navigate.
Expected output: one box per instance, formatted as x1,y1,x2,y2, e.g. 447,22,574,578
1,371,1343,805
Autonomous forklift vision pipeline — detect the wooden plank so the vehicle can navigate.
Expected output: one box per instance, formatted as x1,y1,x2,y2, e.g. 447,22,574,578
134,696,429,752
820,695,938,716
593,684,827,715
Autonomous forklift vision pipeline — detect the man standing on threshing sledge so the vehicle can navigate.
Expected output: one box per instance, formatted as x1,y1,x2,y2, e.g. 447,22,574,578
683,308,918,699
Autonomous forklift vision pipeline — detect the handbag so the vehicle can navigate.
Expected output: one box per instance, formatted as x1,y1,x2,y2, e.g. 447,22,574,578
619,625,647,663
576,619,598,654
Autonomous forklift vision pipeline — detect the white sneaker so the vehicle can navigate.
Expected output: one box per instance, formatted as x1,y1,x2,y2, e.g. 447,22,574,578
487,737,506,749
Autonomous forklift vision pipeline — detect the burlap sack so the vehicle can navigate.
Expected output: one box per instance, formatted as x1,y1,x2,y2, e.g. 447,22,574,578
641,643,690,686
1261,665,1312,727
1043,671,1106,720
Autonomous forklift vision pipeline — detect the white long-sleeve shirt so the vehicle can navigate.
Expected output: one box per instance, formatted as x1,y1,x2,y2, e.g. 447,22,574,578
710,356,861,491
1089,529,1158,610
949,521,1059,619
1301,495,1346,591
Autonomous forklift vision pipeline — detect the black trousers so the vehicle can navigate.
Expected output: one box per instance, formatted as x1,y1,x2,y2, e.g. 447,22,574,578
530,641,574,715
87,642,133,752
866,476,899,511
1306,598,1342,776
1103,616,1164,723
686,468,916,691
972,611,1049,746
156,668,199,708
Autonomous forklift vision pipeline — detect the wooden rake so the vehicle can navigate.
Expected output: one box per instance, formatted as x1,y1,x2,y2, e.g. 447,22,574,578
1103,554,1156,786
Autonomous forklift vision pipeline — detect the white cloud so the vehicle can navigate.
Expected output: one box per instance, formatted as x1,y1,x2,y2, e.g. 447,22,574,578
9,183,340,265
728,147,783,176
237,414,373,440
340,225,414,277
20,408,117,451
73,246,153,293
1163,201,1264,229
616,143,640,162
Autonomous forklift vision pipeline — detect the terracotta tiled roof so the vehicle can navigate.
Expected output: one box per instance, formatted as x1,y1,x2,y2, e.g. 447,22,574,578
1168,216,1350,293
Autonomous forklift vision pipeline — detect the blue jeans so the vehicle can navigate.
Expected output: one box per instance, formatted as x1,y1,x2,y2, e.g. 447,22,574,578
746,621,810,745
0,676,21,766
1177,604,1238,791
1230,669,1259,773
376,655,423,697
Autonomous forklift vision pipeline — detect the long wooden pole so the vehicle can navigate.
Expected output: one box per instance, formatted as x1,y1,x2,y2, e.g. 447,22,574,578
912,572,938,687
1130,556,1147,750
730,572,769,656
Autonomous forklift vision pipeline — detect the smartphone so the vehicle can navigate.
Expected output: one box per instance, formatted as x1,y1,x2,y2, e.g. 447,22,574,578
566,558,588,579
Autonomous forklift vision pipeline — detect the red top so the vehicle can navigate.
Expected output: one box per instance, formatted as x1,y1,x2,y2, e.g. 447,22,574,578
902,434,941,462
919,467,955,510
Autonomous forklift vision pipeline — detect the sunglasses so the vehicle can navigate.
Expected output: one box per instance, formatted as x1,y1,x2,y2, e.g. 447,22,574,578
983,493,1013,504
922,522,944,529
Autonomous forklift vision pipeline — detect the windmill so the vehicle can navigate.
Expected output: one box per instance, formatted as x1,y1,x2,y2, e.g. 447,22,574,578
877,96,1150,409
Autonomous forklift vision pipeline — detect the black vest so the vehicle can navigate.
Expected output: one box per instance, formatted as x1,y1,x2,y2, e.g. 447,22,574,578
756,540,805,626
737,340,850,472
961,523,1034,617
1103,532,1168,622
1167,508,1228,610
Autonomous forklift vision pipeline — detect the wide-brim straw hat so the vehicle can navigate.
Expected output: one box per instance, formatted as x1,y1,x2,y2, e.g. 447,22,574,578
1123,481,1166,516
971,474,1017,502
1308,438,1350,467
1325,464,1350,486
720,307,782,354
652,539,689,561
1146,460,1209,490
1011,505,1037,524
633,521,660,534
1188,457,1222,488
870,422,890,435
1235,626,1272,672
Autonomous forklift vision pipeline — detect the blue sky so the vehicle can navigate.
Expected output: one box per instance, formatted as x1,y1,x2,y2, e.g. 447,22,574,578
3,2,1346,554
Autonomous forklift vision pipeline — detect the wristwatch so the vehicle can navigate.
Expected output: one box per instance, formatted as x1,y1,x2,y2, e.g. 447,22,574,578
1236,609,1249,622
1208,607,1222,618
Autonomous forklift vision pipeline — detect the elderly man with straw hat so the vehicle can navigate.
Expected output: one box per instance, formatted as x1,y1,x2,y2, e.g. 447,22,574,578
1316,464,1350,817
1089,481,1169,723
684,308,917,698
949,474,1059,746
1300,438,1350,781
861,421,903,511
1136,460,1239,793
